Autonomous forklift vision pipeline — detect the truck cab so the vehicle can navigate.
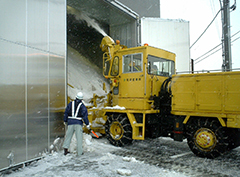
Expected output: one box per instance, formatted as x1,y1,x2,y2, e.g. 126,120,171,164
101,36,175,110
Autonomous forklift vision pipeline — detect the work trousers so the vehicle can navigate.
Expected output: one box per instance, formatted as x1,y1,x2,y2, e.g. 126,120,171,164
62,124,83,156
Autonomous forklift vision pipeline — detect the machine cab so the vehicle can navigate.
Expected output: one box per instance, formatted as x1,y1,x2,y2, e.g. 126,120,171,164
100,36,175,110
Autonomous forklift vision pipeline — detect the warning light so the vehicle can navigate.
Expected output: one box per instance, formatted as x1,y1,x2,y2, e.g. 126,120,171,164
176,122,179,128
144,43,149,46
116,40,120,45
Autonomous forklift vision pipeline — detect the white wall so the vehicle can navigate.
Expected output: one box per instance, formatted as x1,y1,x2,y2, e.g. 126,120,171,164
141,18,190,72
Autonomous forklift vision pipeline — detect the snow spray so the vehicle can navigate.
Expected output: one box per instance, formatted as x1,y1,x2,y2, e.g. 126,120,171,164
67,6,108,37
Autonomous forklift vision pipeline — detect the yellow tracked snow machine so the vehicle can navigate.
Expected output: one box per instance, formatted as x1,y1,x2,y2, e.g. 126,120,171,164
86,36,240,158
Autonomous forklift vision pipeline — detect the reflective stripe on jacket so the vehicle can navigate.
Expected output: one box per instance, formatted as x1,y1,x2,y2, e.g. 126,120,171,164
64,99,89,126
68,101,82,120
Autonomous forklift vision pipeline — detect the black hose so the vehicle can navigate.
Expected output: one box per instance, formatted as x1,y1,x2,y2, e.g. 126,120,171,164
160,77,172,93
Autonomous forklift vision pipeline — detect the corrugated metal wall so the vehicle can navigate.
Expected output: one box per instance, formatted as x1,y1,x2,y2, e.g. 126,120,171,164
0,0,66,169
110,22,138,48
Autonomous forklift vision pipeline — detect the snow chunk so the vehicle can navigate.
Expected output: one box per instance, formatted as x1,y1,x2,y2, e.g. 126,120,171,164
53,137,60,145
104,105,126,110
122,156,143,163
49,144,54,150
122,157,131,162
117,169,132,176
49,137,63,152
85,138,92,146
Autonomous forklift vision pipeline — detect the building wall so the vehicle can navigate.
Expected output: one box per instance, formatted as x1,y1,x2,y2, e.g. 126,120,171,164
0,0,66,169
118,0,160,18
141,18,190,72
110,22,138,48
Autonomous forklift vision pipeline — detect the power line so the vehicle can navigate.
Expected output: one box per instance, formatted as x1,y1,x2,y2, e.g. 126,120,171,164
194,43,221,62
191,0,235,50
194,31,240,64
210,0,221,40
190,9,221,49
195,36,240,64
231,30,240,38
193,0,238,65
195,48,222,64
194,30,240,62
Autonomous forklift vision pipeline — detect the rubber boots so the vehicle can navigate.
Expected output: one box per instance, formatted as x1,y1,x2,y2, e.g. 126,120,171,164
64,148,70,155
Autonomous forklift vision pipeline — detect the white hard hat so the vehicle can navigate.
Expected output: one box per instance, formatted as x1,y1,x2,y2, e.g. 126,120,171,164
76,92,83,100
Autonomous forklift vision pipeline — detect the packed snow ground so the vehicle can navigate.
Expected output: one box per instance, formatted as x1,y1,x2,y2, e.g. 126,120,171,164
3,134,189,177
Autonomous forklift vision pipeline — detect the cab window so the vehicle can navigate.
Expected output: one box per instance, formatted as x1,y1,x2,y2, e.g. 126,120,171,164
123,53,142,73
111,56,119,76
148,55,175,77
103,53,110,76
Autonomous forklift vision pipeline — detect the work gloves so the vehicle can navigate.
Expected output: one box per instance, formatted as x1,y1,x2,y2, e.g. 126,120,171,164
86,125,91,130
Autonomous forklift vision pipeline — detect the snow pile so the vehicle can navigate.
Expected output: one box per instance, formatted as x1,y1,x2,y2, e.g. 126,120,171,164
64,133,95,154
49,133,95,154
91,117,106,128
67,45,109,103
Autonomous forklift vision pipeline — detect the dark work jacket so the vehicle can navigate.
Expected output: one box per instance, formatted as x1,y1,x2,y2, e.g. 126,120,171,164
64,99,89,126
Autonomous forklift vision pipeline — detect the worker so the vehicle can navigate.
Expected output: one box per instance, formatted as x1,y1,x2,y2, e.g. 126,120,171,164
62,92,90,156
129,61,141,72
151,65,158,74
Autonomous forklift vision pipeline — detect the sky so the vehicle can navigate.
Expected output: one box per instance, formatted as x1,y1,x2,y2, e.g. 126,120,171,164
160,0,240,71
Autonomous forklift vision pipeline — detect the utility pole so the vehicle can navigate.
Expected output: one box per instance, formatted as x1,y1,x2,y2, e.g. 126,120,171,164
221,0,232,71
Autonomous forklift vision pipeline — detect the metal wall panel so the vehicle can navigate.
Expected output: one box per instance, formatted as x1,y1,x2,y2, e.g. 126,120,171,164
0,0,27,168
0,0,66,170
49,0,66,142
26,48,49,160
110,22,137,47
49,0,66,56
27,0,48,51
118,0,160,18
0,1,26,44
49,55,66,140
0,42,27,169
